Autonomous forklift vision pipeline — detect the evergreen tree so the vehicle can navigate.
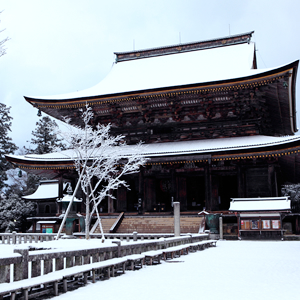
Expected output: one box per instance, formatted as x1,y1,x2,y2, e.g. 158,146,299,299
4,168,40,198
0,193,35,232
0,103,18,190
25,116,65,154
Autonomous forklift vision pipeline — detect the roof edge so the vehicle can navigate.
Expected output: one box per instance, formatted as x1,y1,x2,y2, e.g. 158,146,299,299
24,59,298,107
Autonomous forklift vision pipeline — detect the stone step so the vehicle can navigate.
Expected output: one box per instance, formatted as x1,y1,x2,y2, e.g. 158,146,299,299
93,217,118,233
116,216,202,234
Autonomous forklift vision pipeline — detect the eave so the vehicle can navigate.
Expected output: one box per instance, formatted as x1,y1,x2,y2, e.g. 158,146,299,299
6,135,300,176
25,60,299,136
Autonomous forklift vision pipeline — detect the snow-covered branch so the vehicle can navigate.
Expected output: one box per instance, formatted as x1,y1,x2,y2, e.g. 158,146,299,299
57,104,148,239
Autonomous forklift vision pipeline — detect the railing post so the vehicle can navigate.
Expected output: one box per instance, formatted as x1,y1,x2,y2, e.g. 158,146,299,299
12,231,16,244
44,259,53,274
55,257,64,271
219,216,223,239
66,256,74,268
74,256,81,266
13,248,29,281
83,255,90,265
0,265,10,283
174,202,180,237
31,260,41,278
112,241,121,257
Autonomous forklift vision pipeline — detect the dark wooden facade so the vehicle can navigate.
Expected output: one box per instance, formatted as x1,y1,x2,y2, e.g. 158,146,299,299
6,32,300,217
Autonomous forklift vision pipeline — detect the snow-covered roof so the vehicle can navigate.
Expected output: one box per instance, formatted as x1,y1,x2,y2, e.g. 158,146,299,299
37,221,57,224
22,180,59,200
29,42,265,101
8,135,300,163
57,195,82,202
229,197,291,212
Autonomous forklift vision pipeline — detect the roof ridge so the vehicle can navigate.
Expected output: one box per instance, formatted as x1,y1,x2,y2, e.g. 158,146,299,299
115,31,254,62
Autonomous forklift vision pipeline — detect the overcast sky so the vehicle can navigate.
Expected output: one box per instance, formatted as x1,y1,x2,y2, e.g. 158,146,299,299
0,0,299,150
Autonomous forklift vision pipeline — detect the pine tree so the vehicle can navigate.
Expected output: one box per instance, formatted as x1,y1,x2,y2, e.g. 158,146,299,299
0,193,35,232
25,116,65,154
0,103,18,190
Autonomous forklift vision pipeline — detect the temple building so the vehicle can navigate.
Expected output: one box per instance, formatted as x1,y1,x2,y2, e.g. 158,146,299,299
6,31,300,236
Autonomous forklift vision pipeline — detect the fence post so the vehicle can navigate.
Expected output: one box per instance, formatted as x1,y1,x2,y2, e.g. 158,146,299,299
174,202,180,237
13,248,29,281
133,231,138,241
219,216,223,239
112,241,121,257
12,231,17,244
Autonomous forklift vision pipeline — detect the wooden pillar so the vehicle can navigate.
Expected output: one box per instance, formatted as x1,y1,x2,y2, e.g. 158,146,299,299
237,164,244,198
144,177,156,211
268,164,277,196
176,176,187,211
211,175,219,211
117,187,127,212
58,176,63,198
138,169,144,212
108,190,114,214
205,164,212,210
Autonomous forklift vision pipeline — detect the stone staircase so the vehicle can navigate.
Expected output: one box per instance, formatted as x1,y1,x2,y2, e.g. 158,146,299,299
92,217,118,233
116,215,203,234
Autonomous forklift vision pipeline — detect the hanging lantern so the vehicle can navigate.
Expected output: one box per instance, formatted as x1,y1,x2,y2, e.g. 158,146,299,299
37,109,42,117
18,169,22,178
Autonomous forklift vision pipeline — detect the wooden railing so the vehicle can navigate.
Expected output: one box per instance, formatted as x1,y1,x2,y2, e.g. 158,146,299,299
109,212,125,233
0,232,59,245
0,233,208,283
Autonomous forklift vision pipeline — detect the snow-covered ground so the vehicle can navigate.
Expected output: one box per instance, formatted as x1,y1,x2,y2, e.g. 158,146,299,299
1,240,299,299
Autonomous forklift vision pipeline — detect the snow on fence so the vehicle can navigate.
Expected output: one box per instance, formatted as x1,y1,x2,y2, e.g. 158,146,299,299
0,232,57,245
0,233,208,283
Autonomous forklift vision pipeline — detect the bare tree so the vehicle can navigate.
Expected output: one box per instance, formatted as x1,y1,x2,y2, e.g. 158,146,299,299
56,105,148,240
0,11,9,58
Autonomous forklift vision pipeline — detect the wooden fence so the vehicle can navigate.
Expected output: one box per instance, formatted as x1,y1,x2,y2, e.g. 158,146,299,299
0,233,208,283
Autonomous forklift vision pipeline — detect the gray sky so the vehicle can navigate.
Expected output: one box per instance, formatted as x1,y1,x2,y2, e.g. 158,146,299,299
0,0,299,149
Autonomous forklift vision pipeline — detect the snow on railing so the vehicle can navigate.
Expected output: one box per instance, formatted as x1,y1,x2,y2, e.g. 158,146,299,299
0,232,57,245
0,233,208,283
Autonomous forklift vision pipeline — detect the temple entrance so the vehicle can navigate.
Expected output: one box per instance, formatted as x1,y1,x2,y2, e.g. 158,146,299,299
186,176,206,210
155,178,172,212
218,175,238,210
126,178,139,212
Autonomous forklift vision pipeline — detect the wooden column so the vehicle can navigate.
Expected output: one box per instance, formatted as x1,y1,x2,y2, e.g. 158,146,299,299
237,164,245,198
211,175,219,211
176,176,187,211
144,177,156,211
117,186,127,212
138,169,144,212
108,190,114,214
268,164,278,196
205,164,212,210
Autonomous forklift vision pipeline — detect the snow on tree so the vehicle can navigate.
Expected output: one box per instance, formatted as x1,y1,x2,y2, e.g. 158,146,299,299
0,103,18,190
25,116,66,154
0,193,35,232
4,167,40,198
281,184,300,212
0,11,9,58
56,105,148,240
